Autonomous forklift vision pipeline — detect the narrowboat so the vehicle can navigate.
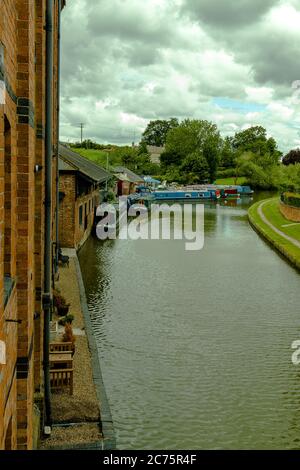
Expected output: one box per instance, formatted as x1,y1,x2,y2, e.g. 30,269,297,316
220,187,240,199
153,189,220,201
236,185,254,196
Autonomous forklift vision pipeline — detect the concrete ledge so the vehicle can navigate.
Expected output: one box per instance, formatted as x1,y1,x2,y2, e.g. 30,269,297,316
73,255,116,450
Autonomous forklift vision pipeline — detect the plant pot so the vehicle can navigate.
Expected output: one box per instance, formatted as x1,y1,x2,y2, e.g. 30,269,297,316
57,305,70,316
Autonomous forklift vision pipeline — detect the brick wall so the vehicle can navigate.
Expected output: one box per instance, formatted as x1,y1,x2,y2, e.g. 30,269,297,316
0,0,62,450
59,173,76,248
59,172,100,249
74,189,99,250
280,201,300,223
0,0,19,450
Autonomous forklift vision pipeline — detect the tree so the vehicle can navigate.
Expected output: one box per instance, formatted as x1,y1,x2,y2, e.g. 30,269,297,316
141,118,179,147
232,125,281,163
282,149,300,165
220,136,236,168
120,147,138,169
160,149,182,168
232,126,267,153
162,166,183,184
181,151,209,183
203,141,220,183
237,158,271,189
137,141,149,155
164,119,222,183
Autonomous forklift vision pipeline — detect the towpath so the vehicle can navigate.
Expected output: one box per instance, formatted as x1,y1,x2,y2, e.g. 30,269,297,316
258,200,300,249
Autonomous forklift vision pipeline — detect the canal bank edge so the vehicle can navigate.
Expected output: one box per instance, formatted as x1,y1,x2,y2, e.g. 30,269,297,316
73,253,116,450
248,198,300,272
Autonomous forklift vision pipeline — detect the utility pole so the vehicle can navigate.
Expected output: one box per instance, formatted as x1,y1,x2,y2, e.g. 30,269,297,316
132,129,136,147
105,152,109,192
79,122,85,145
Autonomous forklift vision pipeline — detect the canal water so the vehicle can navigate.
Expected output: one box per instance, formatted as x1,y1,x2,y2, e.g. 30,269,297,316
79,193,300,450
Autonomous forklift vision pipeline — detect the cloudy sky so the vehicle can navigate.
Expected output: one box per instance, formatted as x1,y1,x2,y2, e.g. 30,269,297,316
61,0,300,152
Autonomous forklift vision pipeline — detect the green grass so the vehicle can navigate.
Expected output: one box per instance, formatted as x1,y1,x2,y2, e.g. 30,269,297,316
248,198,300,269
215,177,247,185
72,148,123,169
261,198,300,241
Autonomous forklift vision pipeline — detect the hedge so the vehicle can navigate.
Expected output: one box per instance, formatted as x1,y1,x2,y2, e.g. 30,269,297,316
281,192,300,208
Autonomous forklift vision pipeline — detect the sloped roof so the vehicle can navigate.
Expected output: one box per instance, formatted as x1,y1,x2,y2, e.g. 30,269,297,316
115,174,131,182
58,158,75,171
59,144,112,183
113,166,143,183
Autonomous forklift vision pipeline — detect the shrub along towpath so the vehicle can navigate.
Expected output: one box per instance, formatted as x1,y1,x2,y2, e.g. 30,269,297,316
248,197,300,271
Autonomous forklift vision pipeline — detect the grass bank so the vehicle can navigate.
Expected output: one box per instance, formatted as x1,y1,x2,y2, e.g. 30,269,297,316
248,197,300,271
215,176,247,185
72,148,123,169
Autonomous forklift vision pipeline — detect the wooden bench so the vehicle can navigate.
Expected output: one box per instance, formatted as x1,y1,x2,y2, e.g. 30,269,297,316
50,342,73,352
50,368,73,395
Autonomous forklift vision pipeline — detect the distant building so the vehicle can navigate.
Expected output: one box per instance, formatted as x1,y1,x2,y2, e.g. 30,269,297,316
58,145,111,250
146,145,165,165
113,166,144,196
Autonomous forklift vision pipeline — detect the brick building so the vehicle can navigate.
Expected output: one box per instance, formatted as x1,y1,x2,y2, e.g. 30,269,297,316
113,166,143,196
59,144,112,250
0,0,65,450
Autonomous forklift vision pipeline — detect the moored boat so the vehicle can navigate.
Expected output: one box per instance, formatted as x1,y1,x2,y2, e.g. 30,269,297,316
236,185,254,196
220,187,240,199
153,189,220,201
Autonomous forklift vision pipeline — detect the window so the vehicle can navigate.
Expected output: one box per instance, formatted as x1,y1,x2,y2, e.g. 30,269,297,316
79,205,83,226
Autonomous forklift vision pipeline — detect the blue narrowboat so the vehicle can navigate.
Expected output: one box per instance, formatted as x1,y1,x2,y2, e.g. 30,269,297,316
153,189,220,201
236,185,254,196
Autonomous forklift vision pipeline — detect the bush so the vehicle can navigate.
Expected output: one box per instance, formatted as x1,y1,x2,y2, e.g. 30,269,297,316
106,191,116,203
58,314,74,326
281,192,300,208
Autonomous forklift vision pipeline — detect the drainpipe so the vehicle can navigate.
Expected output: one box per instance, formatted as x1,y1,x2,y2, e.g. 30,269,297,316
43,0,54,433
55,0,62,273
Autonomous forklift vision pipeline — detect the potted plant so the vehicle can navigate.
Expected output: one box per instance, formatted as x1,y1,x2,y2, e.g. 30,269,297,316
53,291,70,316
62,323,76,356
58,314,74,326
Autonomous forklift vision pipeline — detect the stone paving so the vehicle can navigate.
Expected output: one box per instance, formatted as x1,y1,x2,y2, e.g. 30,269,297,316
40,255,102,449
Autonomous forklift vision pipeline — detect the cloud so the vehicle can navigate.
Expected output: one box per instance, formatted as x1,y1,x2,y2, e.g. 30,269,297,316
60,0,300,153
181,0,278,28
